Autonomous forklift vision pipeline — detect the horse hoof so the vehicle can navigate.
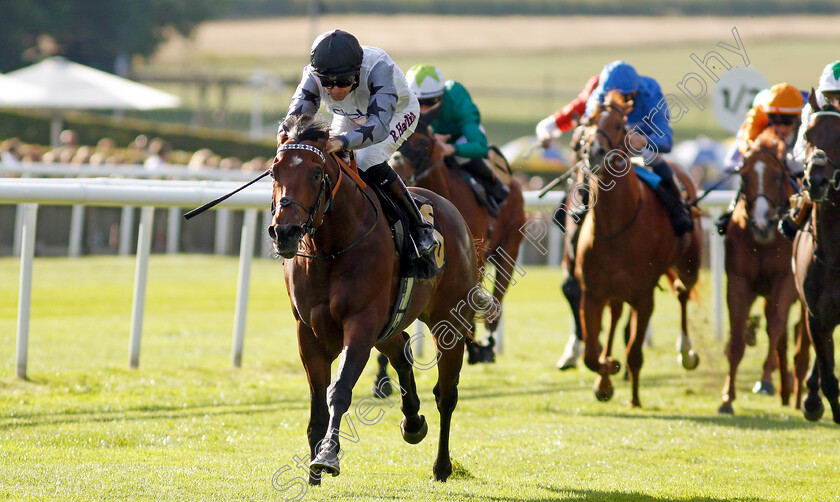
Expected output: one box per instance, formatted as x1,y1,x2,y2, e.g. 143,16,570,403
717,403,734,415
594,376,613,402
752,380,775,396
401,415,428,445
803,399,824,422
433,459,452,482
556,359,577,371
310,455,340,477
680,350,700,370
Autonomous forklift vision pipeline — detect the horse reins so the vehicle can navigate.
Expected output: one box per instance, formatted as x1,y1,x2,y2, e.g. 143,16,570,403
274,143,379,261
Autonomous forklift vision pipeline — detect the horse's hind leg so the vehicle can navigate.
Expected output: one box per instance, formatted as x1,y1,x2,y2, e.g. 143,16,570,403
675,279,699,370
792,308,810,409
558,275,584,370
373,352,393,398
601,300,623,376
376,331,427,444
766,293,795,405
808,314,840,423
429,314,468,481
626,294,654,408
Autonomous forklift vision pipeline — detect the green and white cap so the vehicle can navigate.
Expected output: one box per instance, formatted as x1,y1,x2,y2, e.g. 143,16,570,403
818,60,840,93
406,64,445,99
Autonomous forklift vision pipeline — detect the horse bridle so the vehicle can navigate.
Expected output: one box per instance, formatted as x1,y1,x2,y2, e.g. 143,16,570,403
396,129,444,184
739,148,791,229
582,103,628,170
806,111,840,192
273,143,333,238
273,142,379,260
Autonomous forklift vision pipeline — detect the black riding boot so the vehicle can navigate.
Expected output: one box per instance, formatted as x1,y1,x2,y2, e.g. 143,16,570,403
652,176,694,236
363,162,440,277
461,158,510,208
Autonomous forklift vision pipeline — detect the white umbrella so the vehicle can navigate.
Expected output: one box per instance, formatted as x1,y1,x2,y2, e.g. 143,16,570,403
0,74,47,105
5,57,181,145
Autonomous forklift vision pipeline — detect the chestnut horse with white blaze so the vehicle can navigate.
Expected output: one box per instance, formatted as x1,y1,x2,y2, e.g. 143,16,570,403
576,91,703,407
718,128,803,414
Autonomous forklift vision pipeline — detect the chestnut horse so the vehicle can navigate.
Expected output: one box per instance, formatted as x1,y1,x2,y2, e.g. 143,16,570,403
269,115,486,482
391,114,527,350
719,128,800,414
793,91,840,424
576,92,703,406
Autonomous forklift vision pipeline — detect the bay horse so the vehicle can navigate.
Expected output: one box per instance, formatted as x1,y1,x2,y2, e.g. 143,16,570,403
792,91,840,424
269,114,486,482
390,113,527,358
576,91,703,407
718,128,800,414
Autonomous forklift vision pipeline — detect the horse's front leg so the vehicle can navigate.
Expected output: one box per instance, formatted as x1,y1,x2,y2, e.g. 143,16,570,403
675,279,699,370
626,293,654,408
297,321,331,486
719,283,755,414
581,292,612,401
806,313,840,423
375,331,426,444
309,315,376,477
429,314,467,482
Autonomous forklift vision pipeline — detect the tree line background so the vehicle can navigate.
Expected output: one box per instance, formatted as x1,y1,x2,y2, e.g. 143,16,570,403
1,0,837,75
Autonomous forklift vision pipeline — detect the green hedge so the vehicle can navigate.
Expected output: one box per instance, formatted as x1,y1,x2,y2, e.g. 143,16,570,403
0,110,275,160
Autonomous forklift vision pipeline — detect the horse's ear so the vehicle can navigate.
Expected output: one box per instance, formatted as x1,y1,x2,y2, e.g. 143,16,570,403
809,87,820,111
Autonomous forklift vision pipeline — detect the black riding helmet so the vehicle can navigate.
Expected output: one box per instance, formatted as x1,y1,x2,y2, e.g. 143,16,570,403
309,30,363,78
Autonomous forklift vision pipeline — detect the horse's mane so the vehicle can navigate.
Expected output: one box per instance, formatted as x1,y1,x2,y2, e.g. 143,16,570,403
278,114,330,143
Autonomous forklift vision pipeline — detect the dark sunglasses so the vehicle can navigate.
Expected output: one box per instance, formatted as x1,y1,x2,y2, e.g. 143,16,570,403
418,97,441,107
320,75,355,89
767,113,796,126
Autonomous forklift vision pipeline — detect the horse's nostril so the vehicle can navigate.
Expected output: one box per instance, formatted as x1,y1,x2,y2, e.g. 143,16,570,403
267,225,277,240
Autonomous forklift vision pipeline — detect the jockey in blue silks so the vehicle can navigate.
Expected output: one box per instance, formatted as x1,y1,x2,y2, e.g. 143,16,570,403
585,60,694,236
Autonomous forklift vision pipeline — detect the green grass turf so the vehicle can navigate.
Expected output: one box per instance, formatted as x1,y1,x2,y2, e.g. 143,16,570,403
1,256,839,501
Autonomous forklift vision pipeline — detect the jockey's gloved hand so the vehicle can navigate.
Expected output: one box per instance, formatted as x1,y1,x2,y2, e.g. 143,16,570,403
536,115,561,149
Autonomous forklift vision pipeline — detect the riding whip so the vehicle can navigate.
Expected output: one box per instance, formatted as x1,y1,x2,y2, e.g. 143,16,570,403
183,169,271,220
538,162,582,198
688,168,737,208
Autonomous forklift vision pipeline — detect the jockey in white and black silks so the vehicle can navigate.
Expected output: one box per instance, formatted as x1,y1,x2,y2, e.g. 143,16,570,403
284,29,439,273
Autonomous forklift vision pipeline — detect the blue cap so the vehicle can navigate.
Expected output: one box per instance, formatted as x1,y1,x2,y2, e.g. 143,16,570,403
600,60,640,94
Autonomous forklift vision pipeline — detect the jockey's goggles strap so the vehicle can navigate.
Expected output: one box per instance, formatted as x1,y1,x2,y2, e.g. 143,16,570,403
277,143,326,164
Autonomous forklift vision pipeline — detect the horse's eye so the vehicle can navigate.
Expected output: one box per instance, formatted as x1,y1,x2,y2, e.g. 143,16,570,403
311,171,322,182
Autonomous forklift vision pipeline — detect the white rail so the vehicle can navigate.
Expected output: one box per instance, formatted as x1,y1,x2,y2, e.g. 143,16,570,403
0,177,733,379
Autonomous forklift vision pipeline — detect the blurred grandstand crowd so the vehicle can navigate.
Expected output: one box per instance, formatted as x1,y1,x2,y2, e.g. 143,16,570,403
0,130,271,174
